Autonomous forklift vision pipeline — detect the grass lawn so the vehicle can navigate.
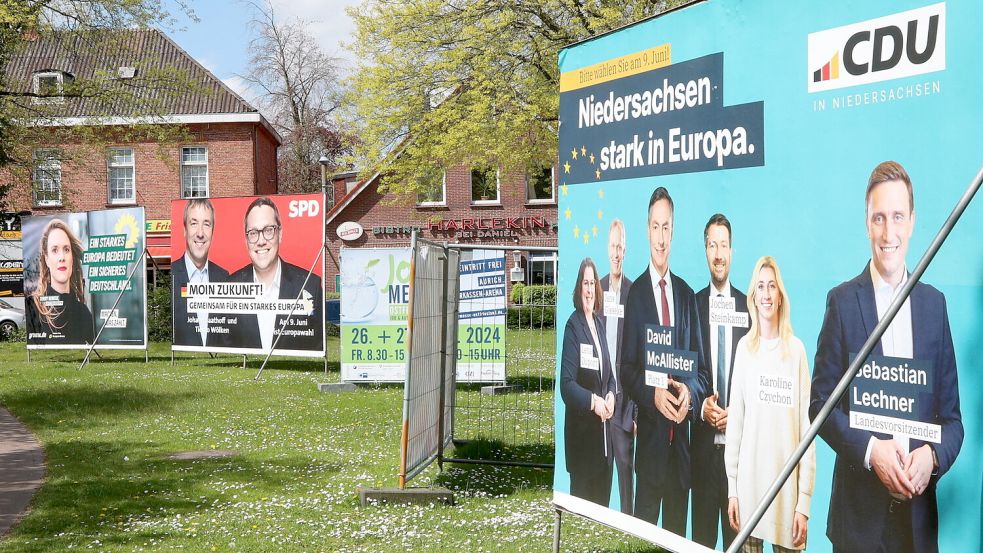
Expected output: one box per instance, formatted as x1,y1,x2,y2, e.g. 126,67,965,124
0,335,661,552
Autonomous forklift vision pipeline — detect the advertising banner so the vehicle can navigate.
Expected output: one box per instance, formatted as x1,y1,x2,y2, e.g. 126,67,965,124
341,247,508,383
170,194,325,358
456,249,507,382
340,247,411,382
0,213,24,306
23,208,147,349
555,2,982,552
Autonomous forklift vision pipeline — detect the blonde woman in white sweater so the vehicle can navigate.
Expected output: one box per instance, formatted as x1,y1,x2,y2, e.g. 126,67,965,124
725,256,815,552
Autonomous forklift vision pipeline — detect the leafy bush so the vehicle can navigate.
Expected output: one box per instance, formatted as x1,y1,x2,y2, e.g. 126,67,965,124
506,305,555,329
521,284,556,307
148,274,173,342
509,283,525,305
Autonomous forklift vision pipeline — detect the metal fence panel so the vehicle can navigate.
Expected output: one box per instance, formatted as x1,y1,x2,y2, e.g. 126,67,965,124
449,245,557,463
399,237,455,486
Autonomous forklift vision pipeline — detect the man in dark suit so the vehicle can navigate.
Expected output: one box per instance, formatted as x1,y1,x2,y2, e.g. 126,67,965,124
599,218,635,515
622,186,709,534
230,197,323,354
691,213,748,549
171,198,229,348
811,161,963,553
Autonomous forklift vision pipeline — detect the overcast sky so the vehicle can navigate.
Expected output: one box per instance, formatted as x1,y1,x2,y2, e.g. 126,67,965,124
169,0,362,109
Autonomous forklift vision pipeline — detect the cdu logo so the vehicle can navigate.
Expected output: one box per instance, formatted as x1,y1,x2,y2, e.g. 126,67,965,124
808,3,945,93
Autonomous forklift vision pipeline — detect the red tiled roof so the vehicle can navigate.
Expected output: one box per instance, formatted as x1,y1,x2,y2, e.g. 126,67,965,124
5,28,258,117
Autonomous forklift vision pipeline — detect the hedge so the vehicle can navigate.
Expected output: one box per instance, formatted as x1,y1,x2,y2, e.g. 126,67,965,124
509,283,525,305
521,284,556,306
506,305,555,329
147,274,173,342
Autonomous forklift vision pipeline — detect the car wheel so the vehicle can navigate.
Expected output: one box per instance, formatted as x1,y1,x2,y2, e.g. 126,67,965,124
0,320,15,340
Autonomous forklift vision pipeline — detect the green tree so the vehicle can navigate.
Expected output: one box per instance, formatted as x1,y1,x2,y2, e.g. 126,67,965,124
0,0,198,210
346,0,687,199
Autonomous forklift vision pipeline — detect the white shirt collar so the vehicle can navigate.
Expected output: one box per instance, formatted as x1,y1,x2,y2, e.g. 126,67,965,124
710,280,731,297
648,259,670,286
254,259,283,295
184,252,208,279
869,262,908,296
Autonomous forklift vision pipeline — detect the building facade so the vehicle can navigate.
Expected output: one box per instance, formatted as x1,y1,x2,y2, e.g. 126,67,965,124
326,164,558,295
2,29,281,269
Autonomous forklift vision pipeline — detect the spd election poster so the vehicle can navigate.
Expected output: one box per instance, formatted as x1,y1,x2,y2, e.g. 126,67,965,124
170,194,325,358
555,1,982,552
23,207,147,349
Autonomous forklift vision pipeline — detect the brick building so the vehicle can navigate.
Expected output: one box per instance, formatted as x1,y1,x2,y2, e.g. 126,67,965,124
325,163,558,295
2,28,280,268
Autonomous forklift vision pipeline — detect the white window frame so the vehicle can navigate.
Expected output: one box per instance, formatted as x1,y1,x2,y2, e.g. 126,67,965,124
107,147,136,205
528,252,557,286
344,178,359,195
180,146,209,198
470,167,500,205
32,149,62,207
416,171,447,207
32,71,64,104
525,165,556,204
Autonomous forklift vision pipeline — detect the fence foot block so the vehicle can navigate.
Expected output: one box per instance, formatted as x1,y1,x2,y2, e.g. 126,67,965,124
318,382,357,393
357,486,455,507
481,385,521,395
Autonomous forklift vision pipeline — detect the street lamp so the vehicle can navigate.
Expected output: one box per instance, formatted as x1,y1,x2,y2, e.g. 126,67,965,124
319,155,333,207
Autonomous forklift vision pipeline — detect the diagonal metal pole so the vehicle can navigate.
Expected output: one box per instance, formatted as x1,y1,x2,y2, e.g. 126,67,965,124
254,244,326,380
726,165,983,553
79,248,147,370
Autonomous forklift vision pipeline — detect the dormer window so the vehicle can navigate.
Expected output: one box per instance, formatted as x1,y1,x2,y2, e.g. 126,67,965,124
32,71,65,103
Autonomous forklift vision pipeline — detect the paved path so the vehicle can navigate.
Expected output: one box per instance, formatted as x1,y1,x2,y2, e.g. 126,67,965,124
0,407,45,538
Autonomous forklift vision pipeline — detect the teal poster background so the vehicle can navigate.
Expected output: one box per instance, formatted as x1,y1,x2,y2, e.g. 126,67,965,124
554,1,982,551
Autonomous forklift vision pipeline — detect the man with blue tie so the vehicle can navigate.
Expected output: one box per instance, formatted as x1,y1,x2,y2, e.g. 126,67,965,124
692,213,748,549
811,161,963,553
621,186,709,534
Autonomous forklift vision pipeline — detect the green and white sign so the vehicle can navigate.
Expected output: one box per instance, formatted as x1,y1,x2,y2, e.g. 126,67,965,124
340,247,411,381
456,249,506,382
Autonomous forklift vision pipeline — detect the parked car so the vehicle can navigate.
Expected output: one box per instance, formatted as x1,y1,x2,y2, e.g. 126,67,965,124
0,299,25,339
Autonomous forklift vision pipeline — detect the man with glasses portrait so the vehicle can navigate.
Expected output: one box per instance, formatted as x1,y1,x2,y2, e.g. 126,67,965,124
230,196,323,353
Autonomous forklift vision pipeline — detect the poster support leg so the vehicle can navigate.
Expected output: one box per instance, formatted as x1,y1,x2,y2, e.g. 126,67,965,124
144,347,148,363
435,248,450,473
254,243,325,380
242,355,246,370
552,509,562,553
724,165,983,553
27,349,31,363
79,249,147,371
170,349,174,366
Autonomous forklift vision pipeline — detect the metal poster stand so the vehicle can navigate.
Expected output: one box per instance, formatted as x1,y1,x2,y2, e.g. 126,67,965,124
254,243,326,380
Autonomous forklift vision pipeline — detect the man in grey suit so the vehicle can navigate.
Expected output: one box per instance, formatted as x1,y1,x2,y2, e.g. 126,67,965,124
599,218,635,515
692,213,748,549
